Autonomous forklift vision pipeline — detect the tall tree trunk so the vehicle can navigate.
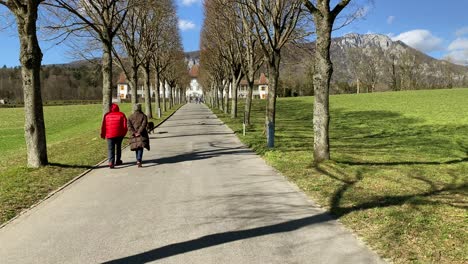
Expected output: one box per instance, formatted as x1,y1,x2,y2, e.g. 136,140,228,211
218,83,224,111
154,72,161,118
143,65,152,118
214,83,218,109
266,52,281,148
179,87,182,104
245,79,254,125
213,83,218,108
231,70,242,118
223,81,230,114
312,19,333,163
130,67,138,107
356,78,360,94
16,6,48,167
102,40,113,115
162,80,167,112
169,85,173,108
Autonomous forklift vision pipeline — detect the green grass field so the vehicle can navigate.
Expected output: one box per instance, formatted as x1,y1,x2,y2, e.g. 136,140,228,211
0,103,180,224
214,88,467,264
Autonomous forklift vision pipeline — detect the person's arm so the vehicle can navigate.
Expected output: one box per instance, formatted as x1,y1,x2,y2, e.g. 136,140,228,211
137,115,148,134
122,114,128,136
128,116,135,135
100,115,106,139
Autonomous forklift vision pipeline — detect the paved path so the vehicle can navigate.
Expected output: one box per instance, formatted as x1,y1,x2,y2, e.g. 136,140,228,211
0,103,385,264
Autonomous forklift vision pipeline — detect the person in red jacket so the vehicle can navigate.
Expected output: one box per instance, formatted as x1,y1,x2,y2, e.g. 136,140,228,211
101,103,128,168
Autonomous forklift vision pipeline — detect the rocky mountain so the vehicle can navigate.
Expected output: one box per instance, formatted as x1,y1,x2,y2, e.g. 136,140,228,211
281,33,468,94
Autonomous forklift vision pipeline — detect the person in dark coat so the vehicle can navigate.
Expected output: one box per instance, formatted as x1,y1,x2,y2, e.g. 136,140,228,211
101,103,128,168
128,104,150,167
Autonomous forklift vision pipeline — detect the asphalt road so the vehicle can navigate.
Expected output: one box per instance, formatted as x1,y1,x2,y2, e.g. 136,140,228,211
0,103,385,264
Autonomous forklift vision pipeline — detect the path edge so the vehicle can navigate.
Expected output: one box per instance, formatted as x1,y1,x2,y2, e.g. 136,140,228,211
0,104,184,230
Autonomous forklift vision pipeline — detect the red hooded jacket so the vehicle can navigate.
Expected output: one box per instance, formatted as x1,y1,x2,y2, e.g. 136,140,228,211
101,104,128,139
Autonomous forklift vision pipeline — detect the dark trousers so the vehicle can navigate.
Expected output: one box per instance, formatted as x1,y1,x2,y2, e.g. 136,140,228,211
135,148,144,162
107,137,124,164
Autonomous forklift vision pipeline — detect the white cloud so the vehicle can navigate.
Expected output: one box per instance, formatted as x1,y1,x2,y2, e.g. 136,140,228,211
387,16,395,25
180,0,201,6
391,29,443,53
448,38,468,51
178,19,196,31
444,50,468,65
455,26,468,37
445,38,468,65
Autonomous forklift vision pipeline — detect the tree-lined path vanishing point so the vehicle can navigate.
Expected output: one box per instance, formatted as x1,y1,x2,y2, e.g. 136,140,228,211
0,103,385,264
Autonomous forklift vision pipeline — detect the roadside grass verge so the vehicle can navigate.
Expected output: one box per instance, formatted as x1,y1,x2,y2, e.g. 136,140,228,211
213,88,467,264
0,103,182,224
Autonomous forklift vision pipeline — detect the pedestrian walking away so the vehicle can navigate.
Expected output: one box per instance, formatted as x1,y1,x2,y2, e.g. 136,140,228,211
128,104,150,167
101,103,128,168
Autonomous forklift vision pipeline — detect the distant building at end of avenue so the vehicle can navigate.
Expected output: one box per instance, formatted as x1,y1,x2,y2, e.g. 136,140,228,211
187,65,203,99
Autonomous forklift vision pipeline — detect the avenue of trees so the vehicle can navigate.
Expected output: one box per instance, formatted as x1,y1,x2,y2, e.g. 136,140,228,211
0,0,187,168
200,0,353,163
2,0,464,168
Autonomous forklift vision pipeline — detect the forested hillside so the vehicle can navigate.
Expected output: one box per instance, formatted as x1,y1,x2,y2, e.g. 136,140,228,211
0,64,104,103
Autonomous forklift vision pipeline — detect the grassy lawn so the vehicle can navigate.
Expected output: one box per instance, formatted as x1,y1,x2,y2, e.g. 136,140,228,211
0,103,181,224
213,88,467,264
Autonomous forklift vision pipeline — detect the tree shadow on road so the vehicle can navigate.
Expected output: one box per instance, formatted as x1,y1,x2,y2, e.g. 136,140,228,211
143,146,253,167
102,213,332,264
150,132,234,140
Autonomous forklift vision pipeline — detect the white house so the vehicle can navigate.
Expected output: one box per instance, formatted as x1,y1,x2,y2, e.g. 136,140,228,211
238,73,269,99
116,72,145,101
186,65,203,99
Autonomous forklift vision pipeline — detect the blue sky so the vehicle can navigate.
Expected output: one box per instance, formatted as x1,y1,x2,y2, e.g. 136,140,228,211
1,0,468,66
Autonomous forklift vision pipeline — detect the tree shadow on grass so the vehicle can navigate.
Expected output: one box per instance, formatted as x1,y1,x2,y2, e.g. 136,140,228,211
274,107,468,163
48,163,95,169
314,165,468,218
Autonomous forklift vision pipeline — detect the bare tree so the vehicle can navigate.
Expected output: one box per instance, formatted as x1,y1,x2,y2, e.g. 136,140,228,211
386,52,399,91
112,1,148,111
399,51,417,90
199,46,229,112
240,0,303,148
238,3,263,125
46,0,129,115
348,46,383,93
0,0,48,168
162,46,186,110
302,0,352,163
149,0,178,117
203,0,245,118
